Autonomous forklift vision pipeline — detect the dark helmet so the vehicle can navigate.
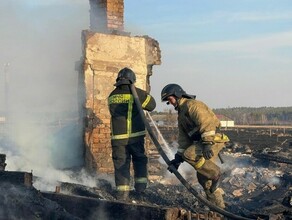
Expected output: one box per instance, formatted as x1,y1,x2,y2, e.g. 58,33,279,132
161,84,187,102
114,67,136,86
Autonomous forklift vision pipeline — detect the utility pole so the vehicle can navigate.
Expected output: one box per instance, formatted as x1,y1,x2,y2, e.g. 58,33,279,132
3,63,10,135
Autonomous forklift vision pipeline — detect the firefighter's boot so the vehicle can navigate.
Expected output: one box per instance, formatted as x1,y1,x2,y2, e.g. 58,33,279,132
116,190,129,201
205,188,225,209
133,183,147,201
135,183,147,193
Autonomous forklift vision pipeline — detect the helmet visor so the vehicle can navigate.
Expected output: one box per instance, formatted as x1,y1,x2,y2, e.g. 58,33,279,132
161,93,170,102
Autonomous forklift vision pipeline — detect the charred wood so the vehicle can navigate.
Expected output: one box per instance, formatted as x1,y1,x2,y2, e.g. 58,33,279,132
0,154,6,171
252,152,292,165
0,171,32,187
42,192,188,220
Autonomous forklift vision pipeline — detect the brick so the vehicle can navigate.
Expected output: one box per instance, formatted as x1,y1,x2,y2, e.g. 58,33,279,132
82,31,160,174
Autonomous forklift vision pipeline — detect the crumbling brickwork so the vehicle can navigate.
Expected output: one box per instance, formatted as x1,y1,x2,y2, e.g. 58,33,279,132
81,31,161,173
89,0,124,32
106,0,124,30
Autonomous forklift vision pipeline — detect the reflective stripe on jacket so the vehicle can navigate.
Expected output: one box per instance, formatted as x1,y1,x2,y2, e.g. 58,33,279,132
108,85,156,145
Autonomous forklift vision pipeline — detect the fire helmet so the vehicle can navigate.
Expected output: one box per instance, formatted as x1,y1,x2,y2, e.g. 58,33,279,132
114,67,136,86
161,84,187,102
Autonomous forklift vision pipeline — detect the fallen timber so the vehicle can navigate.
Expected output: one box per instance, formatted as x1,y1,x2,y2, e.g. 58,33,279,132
253,152,292,165
42,191,227,220
0,166,226,220
42,192,186,220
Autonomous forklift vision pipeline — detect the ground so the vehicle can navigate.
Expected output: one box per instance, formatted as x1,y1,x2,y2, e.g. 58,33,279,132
57,127,292,219
0,127,291,219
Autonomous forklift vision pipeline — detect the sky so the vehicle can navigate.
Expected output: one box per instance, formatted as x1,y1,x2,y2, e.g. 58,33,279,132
124,0,292,111
0,0,292,113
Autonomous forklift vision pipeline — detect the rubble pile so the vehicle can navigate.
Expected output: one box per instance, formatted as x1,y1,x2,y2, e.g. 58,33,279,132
0,128,291,219
220,153,292,219
54,142,291,219
0,182,79,220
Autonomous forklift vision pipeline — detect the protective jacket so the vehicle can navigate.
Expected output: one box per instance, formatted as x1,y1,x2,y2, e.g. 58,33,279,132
174,97,228,209
108,85,156,146
176,97,221,155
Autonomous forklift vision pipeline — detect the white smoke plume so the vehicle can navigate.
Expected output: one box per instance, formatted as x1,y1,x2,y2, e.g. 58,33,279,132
0,0,112,191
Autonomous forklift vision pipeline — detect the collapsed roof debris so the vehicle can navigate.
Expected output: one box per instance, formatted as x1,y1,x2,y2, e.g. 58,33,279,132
0,127,291,219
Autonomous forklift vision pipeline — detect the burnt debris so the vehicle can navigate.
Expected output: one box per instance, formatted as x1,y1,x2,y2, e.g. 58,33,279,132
0,127,292,219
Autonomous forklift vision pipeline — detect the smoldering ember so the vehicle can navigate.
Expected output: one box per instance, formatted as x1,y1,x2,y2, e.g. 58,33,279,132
0,125,292,220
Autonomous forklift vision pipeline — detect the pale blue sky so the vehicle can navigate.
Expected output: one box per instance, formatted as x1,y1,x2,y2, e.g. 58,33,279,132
125,0,292,111
0,0,291,112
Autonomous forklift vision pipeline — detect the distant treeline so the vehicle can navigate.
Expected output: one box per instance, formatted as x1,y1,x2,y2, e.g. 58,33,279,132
18,107,291,125
2,107,291,126
151,107,292,125
213,107,292,125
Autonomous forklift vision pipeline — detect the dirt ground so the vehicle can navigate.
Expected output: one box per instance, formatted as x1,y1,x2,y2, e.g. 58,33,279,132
0,127,291,219
140,127,292,219
62,127,291,219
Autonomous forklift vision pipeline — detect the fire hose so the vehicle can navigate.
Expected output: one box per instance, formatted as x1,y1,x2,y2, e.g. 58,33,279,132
129,84,255,220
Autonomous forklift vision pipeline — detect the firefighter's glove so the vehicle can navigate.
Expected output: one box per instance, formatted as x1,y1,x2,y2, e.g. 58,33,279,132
202,144,214,160
168,153,184,173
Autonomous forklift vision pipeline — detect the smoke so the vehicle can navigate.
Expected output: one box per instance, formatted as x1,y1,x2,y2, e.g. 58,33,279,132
0,0,98,191
0,0,90,112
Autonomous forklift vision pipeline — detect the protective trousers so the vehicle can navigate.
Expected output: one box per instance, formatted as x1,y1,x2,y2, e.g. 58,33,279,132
182,142,225,209
112,139,148,199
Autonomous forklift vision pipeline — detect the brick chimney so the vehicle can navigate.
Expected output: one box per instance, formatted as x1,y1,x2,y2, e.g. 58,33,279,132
89,0,124,32
82,0,161,174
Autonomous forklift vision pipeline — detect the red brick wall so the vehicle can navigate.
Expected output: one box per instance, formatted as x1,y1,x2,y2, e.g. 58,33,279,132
81,32,161,174
89,0,124,32
106,0,124,31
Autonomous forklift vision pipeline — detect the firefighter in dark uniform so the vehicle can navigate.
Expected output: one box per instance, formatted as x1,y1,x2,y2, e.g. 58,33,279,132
161,84,229,209
108,67,156,200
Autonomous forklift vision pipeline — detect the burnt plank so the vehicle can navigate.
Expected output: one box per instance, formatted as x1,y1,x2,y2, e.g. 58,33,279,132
42,192,180,220
0,171,32,187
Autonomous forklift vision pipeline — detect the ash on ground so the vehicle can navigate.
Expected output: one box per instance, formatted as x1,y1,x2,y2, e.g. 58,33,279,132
57,141,292,219
1,133,292,220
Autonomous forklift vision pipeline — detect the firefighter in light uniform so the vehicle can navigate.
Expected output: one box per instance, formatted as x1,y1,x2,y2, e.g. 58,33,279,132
108,67,156,200
161,84,229,209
